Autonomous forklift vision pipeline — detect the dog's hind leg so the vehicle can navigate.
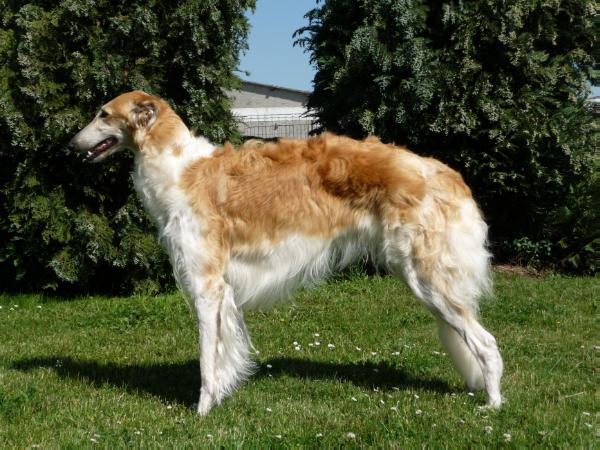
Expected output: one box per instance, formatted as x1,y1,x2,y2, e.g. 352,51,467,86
194,278,255,415
384,204,503,407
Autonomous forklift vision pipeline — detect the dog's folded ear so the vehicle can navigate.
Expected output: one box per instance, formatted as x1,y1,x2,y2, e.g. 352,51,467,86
131,101,157,129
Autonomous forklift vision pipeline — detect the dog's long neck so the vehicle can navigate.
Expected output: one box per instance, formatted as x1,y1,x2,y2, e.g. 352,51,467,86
132,109,216,226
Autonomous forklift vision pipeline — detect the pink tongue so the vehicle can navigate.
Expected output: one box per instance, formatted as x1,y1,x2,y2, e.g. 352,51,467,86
91,137,116,157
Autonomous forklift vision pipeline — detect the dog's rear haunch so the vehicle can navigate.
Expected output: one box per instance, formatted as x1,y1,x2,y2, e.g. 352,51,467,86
69,91,503,415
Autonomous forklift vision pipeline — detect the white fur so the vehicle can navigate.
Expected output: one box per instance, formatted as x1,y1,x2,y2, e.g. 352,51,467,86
226,216,382,309
132,136,215,301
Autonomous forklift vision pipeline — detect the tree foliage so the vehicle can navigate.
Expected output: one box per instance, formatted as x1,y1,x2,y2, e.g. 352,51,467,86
297,0,599,272
0,0,255,293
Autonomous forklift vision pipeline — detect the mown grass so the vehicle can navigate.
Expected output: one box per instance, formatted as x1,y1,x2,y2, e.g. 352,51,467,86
0,271,597,447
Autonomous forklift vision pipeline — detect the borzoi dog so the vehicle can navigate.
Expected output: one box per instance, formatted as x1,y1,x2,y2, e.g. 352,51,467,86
69,91,503,415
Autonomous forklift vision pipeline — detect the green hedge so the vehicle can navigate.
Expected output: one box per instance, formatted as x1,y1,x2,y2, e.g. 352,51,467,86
0,0,255,293
297,0,599,273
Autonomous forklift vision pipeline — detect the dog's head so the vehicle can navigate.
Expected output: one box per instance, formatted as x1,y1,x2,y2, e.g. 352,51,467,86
69,91,171,162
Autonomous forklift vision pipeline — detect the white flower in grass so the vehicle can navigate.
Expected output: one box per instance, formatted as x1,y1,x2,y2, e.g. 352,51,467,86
355,346,362,351
134,431,142,435
391,351,400,356
433,351,440,355
274,434,282,439
380,399,385,405
414,394,419,399
390,406,398,412
327,343,335,349
293,341,298,346
90,438,98,443
484,426,493,434
266,407,272,412
294,346,301,351
346,432,356,440
503,433,512,442
315,341,321,346
308,343,314,347
314,333,320,337
266,364,272,369
582,411,590,416
415,409,422,415
371,352,377,356
467,392,475,397
207,434,213,439
316,433,323,438
351,396,357,402
37,305,42,309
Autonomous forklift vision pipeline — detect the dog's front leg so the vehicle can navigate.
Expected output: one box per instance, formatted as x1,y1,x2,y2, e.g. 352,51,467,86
195,287,221,415
194,279,254,416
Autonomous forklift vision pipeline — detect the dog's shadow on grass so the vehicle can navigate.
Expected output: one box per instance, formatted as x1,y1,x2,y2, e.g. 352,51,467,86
12,356,451,407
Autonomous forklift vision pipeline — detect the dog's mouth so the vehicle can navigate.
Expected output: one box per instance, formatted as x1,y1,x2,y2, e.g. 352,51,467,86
86,137,118,161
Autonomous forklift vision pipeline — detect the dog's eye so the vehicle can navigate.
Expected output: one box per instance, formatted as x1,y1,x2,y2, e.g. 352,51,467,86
98,110,109,118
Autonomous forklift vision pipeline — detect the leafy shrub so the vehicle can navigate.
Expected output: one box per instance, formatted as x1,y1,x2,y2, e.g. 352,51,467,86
297,0,599,272
0,0,255,293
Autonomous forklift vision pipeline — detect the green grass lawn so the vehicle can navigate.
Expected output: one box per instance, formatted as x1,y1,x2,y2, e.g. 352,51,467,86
0,271,597,447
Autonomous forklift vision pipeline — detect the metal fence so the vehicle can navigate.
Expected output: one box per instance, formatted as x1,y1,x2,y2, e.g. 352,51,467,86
235,113,318,139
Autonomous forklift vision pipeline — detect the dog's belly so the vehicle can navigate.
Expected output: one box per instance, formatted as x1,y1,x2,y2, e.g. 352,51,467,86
225,220,382,310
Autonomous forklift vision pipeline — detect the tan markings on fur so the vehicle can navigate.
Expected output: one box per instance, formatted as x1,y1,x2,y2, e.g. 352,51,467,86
181,133,434,252
105,91,188,156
